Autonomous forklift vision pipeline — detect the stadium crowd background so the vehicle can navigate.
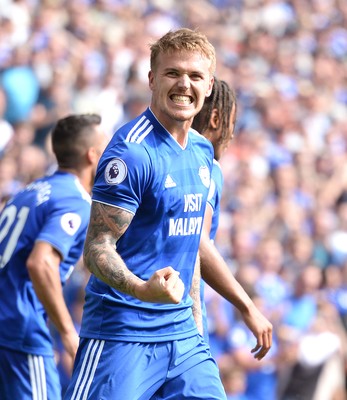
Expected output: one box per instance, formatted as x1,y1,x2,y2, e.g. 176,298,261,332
1,0,347,398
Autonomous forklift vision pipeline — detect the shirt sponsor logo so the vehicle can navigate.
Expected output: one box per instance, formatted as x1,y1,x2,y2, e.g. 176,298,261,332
169,217,203,236
169,193,204,236
105,158,128,185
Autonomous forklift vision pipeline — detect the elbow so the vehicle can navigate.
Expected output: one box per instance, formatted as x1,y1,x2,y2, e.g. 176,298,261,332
26,252,42,275
26,256,36,274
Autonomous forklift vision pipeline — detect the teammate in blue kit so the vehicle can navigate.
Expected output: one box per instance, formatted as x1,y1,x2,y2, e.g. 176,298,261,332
193,78,238,344
193,78,272,356
0,114,108,400
65,28,271,400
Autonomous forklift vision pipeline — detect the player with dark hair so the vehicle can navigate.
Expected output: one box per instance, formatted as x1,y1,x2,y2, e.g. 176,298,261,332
65,28,271,400
0,114,108,400
193,78,237,161
192,77,237,342
192,78,272,354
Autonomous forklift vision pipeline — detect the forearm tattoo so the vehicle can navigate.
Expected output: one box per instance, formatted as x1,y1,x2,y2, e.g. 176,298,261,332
83,202,139,297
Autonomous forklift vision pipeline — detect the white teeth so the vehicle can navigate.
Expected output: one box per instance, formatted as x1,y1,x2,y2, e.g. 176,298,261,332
171,95,191,104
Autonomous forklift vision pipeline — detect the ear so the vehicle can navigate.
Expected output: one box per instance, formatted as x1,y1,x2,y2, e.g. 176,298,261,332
148,70,154,90
205,76,214,97
210,108,220,130
87,147,97,165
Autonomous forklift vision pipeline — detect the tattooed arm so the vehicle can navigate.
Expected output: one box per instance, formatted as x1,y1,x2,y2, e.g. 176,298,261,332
83,201,185,304
190,253,203,335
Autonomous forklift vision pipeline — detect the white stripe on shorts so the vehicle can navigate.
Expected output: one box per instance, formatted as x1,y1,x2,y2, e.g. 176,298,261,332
28,354,47,400
70,339,105,400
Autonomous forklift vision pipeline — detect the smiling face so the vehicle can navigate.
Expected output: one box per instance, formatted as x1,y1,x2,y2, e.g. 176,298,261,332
148,50,214,133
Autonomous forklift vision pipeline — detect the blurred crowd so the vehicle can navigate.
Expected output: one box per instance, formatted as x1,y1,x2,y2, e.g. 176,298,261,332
1,0,347,398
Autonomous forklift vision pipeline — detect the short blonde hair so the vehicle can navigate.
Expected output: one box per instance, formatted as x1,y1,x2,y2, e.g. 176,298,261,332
150,28,216,75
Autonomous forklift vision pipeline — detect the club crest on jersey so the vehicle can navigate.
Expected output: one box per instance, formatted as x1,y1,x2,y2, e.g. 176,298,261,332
199,166,210,188
105,158,127,185
61,213,82,236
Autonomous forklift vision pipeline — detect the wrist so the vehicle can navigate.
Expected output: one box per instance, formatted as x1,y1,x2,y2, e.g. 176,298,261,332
238,298,255,315
132,278,146,301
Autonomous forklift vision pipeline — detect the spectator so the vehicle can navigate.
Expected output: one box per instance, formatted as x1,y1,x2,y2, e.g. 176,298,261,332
225,289,278,400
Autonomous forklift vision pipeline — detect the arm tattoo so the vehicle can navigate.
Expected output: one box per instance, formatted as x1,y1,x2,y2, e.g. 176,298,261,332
83,202,141,297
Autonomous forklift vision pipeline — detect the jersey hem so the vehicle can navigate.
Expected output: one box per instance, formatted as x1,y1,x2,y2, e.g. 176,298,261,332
79,328,199,343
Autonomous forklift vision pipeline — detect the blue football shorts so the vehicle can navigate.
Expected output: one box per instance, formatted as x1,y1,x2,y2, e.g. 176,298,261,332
0,346,61,400
64,334,227,400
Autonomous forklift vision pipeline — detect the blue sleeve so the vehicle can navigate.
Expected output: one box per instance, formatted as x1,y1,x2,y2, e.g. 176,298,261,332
92,141,151,214
207,161,223,210
37,200,90,260
207,178,217,211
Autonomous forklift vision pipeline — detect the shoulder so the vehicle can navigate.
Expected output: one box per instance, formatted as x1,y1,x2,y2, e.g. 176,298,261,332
189,128,214,158
47,173,91,210
189,127,212,146
101,109,181,175
212,159,223,179
111,108,157,146
213,158,222,170
106,110,159,158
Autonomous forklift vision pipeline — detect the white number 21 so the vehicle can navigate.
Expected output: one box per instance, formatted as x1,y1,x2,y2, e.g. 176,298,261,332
0,205,30,269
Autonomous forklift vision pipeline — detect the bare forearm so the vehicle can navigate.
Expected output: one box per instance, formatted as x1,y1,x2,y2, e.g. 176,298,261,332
84,239,143,297
27,242,79,358
83,202,144,296
200,236,252,313
28,257,75,335
84,202,185,304
190,254,203,334
200,235,273,359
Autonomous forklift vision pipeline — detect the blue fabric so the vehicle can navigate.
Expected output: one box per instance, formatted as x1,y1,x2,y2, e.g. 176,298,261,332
0,346,61,400
207,159,224,241
1,66,39,124
227,322,278,400
0,171,91,356
282,294,317,331
201,159,224,343
81,107,214,342
64,336,226,400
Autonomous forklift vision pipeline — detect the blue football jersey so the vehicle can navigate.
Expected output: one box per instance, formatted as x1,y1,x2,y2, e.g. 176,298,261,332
207,159,224,242
80,107,214,342
201,159,224,342
0,171,91,356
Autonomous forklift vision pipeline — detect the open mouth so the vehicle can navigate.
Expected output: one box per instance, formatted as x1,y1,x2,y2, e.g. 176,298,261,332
170,95,193,105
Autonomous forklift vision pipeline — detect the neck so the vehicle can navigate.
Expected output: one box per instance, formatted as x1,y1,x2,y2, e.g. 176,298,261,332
171,128,189,147
58,167,93,194
149,107,192,147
